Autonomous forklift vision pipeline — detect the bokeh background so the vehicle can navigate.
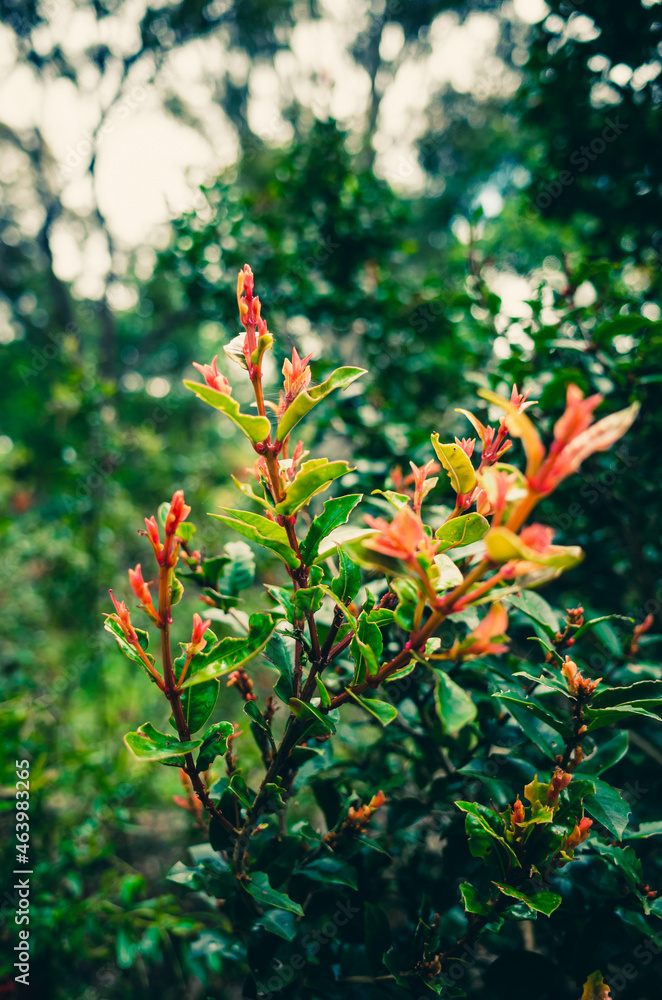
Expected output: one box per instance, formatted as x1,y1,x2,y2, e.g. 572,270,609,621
1,0,661,996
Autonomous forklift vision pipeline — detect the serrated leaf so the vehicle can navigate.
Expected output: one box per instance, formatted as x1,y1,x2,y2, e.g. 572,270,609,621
210,508,300,569
124,722,202,762
184,380,271,443
276,366,366,440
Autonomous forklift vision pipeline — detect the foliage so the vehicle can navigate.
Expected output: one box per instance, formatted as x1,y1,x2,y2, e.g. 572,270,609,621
99,264,660,999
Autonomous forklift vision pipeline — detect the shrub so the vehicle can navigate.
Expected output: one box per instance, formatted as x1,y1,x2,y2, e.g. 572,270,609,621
107,264,660,1000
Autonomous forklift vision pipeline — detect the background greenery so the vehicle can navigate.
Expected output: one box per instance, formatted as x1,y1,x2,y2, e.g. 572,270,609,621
1,0,661,997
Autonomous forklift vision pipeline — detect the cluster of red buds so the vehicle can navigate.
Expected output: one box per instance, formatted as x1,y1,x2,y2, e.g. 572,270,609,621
512,794,526,827
325,791,386,847
390,459,440,514
192,355,232,396
545,605,584,661
347,789,387,827
141,489,191,569
227,669,257,702
565,816,593,850
629,613,654,658
562,656,601,699
128,564,159,623
547,767,573,806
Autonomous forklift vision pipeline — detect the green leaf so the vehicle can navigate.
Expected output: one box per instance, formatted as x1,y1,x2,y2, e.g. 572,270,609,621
346,688,397,725
316,675,331,709
275,460,354,516
104,619,155,677
276,366,366,441
175,521,196,542
435,513,489,550
370,489,410,510
504,592,559,637
350,611,383,683
459,883,490,916
592,841,642,886
577,730,628,776
584,778,631,838
622,821,662,840
293,585,325,617
499,698,561,759
591,680,662,709
584,704,662,730
265,632,295,704
243,700,269,731
196,721,234,772
201,555,231,589
180,613,276,688
456,801,520,868
243,872,304,915
183,380,271,443
493,883,562,916
210,508,300,569
220,541,256,596
573,614,634,641
432,668,477,735
431,436,476,494
296,856,358,889
364,902,392,975
288,697,336,734
254,909,297,941
229,772,252,808
180,679,219,735
496,692,572,739
331,550,362,604
231,474,277,513
124,722,202,762
433,554,464,594
300,494,363,565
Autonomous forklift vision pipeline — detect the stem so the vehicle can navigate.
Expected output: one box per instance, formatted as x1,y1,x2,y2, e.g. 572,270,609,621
158,558,238,836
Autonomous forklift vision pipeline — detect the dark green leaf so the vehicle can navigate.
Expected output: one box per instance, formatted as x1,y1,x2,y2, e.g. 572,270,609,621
300,494,363,565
